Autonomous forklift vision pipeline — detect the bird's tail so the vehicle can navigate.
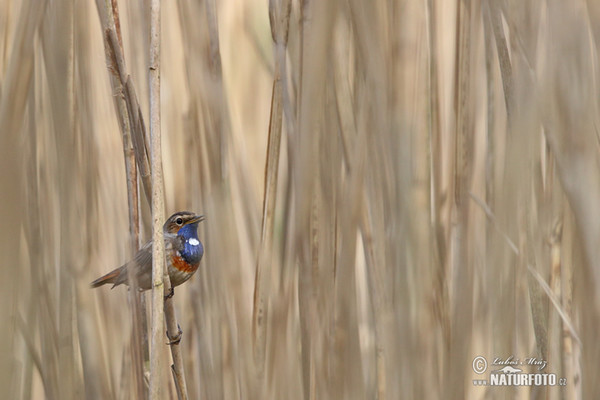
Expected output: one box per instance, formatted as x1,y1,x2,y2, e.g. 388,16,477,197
90,267,123,288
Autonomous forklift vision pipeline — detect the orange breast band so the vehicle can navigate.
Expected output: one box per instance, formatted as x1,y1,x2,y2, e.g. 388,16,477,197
171,255,197,273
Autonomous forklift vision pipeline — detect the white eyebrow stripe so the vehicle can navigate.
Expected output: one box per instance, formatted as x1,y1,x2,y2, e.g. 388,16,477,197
187,238,200,246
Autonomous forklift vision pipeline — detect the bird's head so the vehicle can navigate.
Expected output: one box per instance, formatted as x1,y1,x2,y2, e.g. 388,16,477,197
163,211,205,235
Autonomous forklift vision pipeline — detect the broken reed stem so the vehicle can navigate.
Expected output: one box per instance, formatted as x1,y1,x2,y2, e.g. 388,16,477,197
148,0,165,397
252,0,291,384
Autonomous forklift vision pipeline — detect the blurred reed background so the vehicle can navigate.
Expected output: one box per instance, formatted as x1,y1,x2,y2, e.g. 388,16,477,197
1,0,600,399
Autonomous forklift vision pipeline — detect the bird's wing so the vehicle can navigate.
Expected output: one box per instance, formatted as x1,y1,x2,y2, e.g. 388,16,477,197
113,239,153,288
133,239,153,271
120,234,181,290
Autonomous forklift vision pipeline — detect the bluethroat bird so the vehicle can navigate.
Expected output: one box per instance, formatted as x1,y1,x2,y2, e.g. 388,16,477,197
91,211,205,291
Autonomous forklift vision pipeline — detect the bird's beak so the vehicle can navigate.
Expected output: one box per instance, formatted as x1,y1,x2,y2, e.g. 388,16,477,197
186,214,205,225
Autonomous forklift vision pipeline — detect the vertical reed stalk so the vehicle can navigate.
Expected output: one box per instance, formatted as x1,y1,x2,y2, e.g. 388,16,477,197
0,1,47,395
252,0,290,387
449,0,474,398
94,1,149,395
148,0,165,397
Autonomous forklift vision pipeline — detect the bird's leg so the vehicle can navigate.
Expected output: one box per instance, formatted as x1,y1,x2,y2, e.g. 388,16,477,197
166,324,183,345
164,286,175,300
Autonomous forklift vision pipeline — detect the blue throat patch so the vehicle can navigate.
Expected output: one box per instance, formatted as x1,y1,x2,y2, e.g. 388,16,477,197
178,223,204,264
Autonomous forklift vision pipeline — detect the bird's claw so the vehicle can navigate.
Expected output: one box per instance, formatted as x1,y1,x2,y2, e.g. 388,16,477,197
164,287,175,300
166,324,183,345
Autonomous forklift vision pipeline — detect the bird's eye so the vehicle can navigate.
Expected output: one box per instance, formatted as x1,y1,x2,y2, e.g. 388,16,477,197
176,217,183,225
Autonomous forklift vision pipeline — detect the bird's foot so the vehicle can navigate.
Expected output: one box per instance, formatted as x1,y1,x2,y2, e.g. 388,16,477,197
164,287,175,300
166,324,183,346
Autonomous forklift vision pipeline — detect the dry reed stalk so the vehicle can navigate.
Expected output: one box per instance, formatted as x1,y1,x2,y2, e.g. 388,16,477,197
0,1,46,396
449,0,477,397
152,15,192,398
205,0,229,183
163,292,188,400
546,218,563,386
295,1,358,398
495,2,550,368
330,25,366,400
77,282,114,399
148,0,166,397
539,3,600,396
15,313,44,397
359,202,386,400
526,230,548,364
560,211,578,400
486,1,512,119
72,5,113,390
252,0,290,387
200,4,237,395
331,19,379,395
39,1,81,397
481,7,496,370
481,0,495,260
330,130,366,399
105,26,152,203
172,2,246,397
94,1,149,396
148,0,188,395
124,74,153,201
0,2,46,133
426,0,450,371
21,99,42,400
205,0,230,183
117,345,133,399
484,5,525,397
